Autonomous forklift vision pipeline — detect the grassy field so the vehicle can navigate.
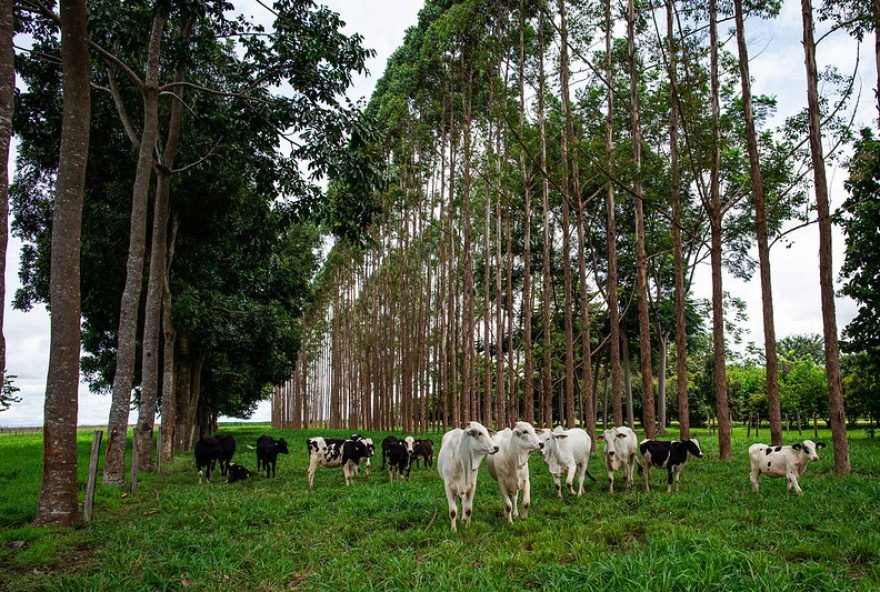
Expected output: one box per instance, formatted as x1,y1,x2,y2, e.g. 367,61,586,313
1,423,878,591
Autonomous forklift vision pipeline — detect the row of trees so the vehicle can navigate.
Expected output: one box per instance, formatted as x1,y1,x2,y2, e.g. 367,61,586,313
10,0,379,525
272,0,878,478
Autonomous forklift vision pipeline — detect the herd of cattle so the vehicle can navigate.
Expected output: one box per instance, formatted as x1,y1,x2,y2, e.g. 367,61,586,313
193,422,827,530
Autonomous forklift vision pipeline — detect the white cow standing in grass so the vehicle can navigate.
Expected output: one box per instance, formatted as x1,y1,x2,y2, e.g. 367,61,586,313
437,421,499,531
487,422,544,523
536,426,595,499
599,426,638,493
748,440,826,495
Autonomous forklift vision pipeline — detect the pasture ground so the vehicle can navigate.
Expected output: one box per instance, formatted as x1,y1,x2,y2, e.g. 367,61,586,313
1,423,878,591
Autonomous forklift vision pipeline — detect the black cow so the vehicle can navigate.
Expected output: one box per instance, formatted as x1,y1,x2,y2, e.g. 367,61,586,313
383,437,412,482
214,433,236,476
252,435,289,478
194,436,223,483
307,435,373,488
411,438,434,469
639,438,704,492
227,463,253,484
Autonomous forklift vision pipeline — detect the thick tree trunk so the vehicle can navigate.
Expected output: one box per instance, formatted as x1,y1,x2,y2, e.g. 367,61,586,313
710,0,732,459
733,0,782,447
0,0,12,394
105,11,165,485
801,0,852,474
668,0,690,441
605,0,622,428
558,0,576,429
539,10,552,429
627,0,656,440
34,0,90,526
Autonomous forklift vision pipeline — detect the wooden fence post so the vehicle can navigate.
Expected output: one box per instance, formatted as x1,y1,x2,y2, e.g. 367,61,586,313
130,432,138,494
83,430,103,523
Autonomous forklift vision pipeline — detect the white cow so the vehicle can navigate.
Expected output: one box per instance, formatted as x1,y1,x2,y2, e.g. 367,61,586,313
598,426,638,493
536,426,595,499
487,422,544,523
437,421,499,531
748,440,826,495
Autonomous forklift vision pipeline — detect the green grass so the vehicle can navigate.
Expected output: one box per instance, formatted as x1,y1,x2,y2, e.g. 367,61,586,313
1,424,879,591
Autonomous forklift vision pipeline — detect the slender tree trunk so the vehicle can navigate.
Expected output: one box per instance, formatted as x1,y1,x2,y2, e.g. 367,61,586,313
668,0,690,441
658,332,668,434
801,0,851,474
539,9,553,429
710,0,732,459
160,218,178,462
484,116,494,428
622,334,634,428
875,0,880,121
558,0,576,429
605,0,623,427
733,0,782,447
105,11,165,485
518,1,534,425
34,0,90,526
0,0,12,394
627,0,656,440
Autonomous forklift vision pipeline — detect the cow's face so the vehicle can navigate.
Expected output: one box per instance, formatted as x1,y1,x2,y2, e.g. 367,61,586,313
404,436,415,454
512,421,544,452
465,421,499,456
364,438,375,457
685,439,704,458
276,438,289,455
601,428,631,469
793,440,824,462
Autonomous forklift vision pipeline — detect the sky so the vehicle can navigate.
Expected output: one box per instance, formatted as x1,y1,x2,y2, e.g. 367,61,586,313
1,0,875,427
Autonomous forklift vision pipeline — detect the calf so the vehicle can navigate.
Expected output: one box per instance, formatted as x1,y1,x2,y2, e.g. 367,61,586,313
536,426,596,499
748,440,826,495
227,463,253,484
598,426,638,493
412,438,434,469
383,437,413,482
381,435,415,469
214,433,236,477
639,438,703,492
307,435,372,488
487,422,544,523
251,435,289,478
194,436,223,483
437,421,499,531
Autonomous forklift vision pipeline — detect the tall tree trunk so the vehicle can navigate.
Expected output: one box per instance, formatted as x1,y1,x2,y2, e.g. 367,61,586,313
558,0,576,429
0,0,12,395
658,331,667,434
461,61,475,424
627,0,656,439
733,0,782,447
875,0,880,121
605,0,622,427
175,334,191,451
710,0,732,459
668,0,690,441
484,119,493,428
801,0,851,474
160,217,178,462
519,0,534,425
539,9,553,429
35,0,90,526
105,11,165,485
622,334,634,428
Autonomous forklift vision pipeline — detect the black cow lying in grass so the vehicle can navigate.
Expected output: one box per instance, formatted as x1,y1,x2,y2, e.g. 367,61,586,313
214,433,236,477
195,436,223,483
247,436,289,478
227,463,253,484
639,438,704,492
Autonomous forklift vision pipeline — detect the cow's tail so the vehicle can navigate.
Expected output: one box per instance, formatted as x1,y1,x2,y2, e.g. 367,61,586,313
585,468,597,482
246,444,256,450
635,457,644,475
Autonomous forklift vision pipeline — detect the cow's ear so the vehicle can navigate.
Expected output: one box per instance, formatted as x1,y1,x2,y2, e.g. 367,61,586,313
467,428,479,437
815,442,826,450
616,432,628,439
552,433,568,439
535,428,547,435
487,428,496,436
514,429,522,437
792,443,803,451
415,439,422,445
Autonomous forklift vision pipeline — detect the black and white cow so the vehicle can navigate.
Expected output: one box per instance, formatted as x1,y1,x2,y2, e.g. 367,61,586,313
639,438,703,492
748,440,826,495
307,435,372,488
214,433,236,477
194,436,223,483
251,435,289,478
382,437,413,482
226,463,253,484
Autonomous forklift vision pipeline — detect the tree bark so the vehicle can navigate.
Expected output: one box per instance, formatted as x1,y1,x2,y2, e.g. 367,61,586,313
658,332,667,434
627,0,656,439
710,0,732,459
519,0,534,424
0,0,12,395
34,0,90,526
622,334,634,429
538,9,553,429
801,0,851,474
159,218,178,462
733,0,782,447
105,10,165,485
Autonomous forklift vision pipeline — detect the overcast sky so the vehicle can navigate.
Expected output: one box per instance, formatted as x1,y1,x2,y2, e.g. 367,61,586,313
1,0,874,427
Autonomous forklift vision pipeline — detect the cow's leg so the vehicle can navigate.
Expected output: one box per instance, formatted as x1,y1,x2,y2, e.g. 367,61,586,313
566,464,577,496
444,481,458,532
643,461,652,492
462,484,475,527
389,468,394,483
749,466,760,493
499,485,513,524
198,468,203,484
607,464,615,494
522,478,531,519
626,459,635,490
788,470,803,495
512,489,520,520
667,466,674,493
553,473,563,500
674,466,683,492
365,458,371,477
307,456,319,489
576,462,587,497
